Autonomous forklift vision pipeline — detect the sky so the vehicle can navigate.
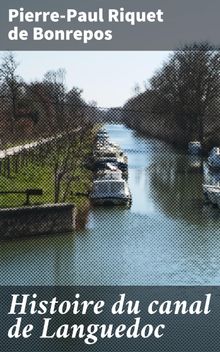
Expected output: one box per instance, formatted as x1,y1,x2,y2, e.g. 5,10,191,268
11,51,170,107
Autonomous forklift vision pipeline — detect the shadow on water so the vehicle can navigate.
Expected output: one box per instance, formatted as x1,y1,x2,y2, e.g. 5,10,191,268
0,232,77,285
2,124,220,285
75,204,91,230
148,152,220,225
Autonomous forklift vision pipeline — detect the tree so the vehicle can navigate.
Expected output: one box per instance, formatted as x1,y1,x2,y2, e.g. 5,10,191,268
51,125,92,203
150,42,220,143
66,87,84,111
43,68,67,129
0,52,21,133
66,87,86,125
133,83,141,96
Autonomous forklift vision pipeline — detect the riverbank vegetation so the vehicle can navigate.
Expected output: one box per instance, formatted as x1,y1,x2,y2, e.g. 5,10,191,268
1,44,219,209
0,52,98,146
0,52,99,210
123,42,220,149
0,128,94,208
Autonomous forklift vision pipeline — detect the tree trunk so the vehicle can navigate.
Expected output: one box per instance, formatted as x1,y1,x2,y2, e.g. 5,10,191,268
54,162,62,203
198,114,204,145
54,175,61,203
6,157,11,178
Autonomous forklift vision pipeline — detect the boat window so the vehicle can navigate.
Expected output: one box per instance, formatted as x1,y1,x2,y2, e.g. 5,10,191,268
110,182,125,193
94,181,125,194
104,153,116,157
94,182,108,193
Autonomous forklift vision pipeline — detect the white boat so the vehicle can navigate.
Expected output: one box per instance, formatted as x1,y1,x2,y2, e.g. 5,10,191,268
96,137,109,146
202,184,220,205
105,162,118,171
95,162,122,179
90,179,131,206
188,141,202,155
216,193,220,208
97,128,107,135
93,146,128,165
188,155,202,169
93,145,128,174
209,189,220,205
97,129,109,140
95,169,123,181
208,147,220,169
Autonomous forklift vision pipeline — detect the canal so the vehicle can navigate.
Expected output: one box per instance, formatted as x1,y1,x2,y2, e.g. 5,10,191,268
1,124,220,285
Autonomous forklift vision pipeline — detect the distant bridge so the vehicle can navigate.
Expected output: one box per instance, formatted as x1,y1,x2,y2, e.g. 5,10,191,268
83,106,147,123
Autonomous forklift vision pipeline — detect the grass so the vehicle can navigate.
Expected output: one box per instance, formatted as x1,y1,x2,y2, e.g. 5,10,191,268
0,162,54,207
0,131,95,209
0,160,92,209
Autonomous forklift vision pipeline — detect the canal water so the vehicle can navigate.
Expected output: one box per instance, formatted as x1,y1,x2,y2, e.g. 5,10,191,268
1,124,220,285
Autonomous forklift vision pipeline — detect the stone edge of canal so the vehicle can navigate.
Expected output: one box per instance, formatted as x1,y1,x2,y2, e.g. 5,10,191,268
0,203,76,240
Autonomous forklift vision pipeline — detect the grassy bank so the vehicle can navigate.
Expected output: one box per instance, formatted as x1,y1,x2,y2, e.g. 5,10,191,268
0,162,92,208
0,128,96,210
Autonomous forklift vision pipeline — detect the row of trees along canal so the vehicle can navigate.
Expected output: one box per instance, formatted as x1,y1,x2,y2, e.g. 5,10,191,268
123,42,220,151
0,52,105,210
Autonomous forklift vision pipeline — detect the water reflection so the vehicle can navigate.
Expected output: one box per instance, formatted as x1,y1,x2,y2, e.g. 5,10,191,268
1,124,220,285
148,155,205,224
0,233,77,285
75,204,90,230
